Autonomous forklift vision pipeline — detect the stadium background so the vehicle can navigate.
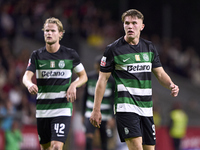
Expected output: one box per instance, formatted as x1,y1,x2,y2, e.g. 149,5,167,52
0,0,200,149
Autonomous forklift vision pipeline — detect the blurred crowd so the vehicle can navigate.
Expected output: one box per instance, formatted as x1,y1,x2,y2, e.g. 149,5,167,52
0,0,123,130
0,0,200,149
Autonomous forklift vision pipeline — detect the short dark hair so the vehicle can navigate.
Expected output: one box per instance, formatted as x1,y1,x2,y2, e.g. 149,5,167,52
121,9,144,23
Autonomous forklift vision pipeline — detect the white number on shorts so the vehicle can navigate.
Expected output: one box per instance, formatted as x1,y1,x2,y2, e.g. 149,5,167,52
152,124,155,135
59,123,65,134
54,123,65,134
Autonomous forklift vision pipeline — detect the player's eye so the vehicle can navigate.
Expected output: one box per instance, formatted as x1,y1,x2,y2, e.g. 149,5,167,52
125,21,130,25
132,22,137,25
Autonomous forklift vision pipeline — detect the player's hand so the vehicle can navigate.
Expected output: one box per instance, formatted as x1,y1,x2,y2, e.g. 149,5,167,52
66,83,76,102
28,84,38,95
90,110,102,128
170,84,179,97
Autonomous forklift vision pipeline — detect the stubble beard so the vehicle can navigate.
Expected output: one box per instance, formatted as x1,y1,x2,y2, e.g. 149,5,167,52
45,39,57,45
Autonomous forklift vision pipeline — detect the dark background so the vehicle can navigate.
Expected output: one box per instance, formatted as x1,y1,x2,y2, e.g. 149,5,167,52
93,0,200,55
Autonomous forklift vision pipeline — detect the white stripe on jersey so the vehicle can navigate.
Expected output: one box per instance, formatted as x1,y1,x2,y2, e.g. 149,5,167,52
85,111,112,121
36,69,72,79
117,84,152,96
86,100,111,110
103,88,112,97
36,108,71,118
116,103,153,117
37,91,66,99
115,62,152,73
73,63,84,73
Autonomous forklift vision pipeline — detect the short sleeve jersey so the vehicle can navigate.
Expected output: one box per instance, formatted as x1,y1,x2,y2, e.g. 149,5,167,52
100,37,162,117
26,45,84,118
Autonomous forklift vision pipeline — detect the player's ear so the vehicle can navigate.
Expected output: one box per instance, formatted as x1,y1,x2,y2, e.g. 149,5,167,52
141,24,145,31
59,32,63,37
59,32,63,40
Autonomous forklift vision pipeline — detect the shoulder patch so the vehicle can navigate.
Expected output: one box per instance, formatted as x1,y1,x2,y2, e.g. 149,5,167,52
100,56,107,66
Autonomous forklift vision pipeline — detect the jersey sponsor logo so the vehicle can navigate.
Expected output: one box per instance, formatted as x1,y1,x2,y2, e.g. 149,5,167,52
58,60,65,68
100,56,107,66
123,58,130,62
127,64,151,71
42,71,65,77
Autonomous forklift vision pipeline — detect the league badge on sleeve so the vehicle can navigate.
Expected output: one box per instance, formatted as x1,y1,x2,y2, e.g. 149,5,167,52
100,56,107,67
28,59,31,67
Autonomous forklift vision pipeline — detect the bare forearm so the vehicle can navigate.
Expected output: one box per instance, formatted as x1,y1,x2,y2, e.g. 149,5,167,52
93,72,111,111
93,80,107,112
22,71,38,94
22,71,34,88
153,67,174,89
153,67,179,97
157,72,173,89
73,70,88,88
66,70,87,102
90,72,111,128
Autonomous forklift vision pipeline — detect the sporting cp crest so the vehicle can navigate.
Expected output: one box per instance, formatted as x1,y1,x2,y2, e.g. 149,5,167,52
58,60,65,68
143,53,149,61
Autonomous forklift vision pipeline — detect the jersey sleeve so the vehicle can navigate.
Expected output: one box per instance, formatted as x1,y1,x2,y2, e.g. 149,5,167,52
152,45,162,68
26,51,36,73
100,46,115,73
72,50,84,73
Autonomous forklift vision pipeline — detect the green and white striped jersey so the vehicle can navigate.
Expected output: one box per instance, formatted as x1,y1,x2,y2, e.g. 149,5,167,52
100,37,162,117
26,46,84,118
82,71,115,121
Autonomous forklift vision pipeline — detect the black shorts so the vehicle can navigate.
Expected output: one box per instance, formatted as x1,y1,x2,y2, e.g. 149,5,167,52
84,118,107,134
115,112,156,145
84,117,109,148
37,116,71,144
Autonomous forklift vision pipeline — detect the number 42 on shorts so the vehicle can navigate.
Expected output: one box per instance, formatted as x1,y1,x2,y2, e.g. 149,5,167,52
54,123,65,137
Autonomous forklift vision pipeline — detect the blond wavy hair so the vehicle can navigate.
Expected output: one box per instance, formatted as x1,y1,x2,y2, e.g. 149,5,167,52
42,17,65,40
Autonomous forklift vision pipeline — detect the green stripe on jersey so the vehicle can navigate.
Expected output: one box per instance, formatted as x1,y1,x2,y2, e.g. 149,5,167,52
38,85,69,93
87,79,96,86
115,78,151,89
117,97,153,108
35,59,73,69
114,52,154,64
106,81,113,88
36,102,72,110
